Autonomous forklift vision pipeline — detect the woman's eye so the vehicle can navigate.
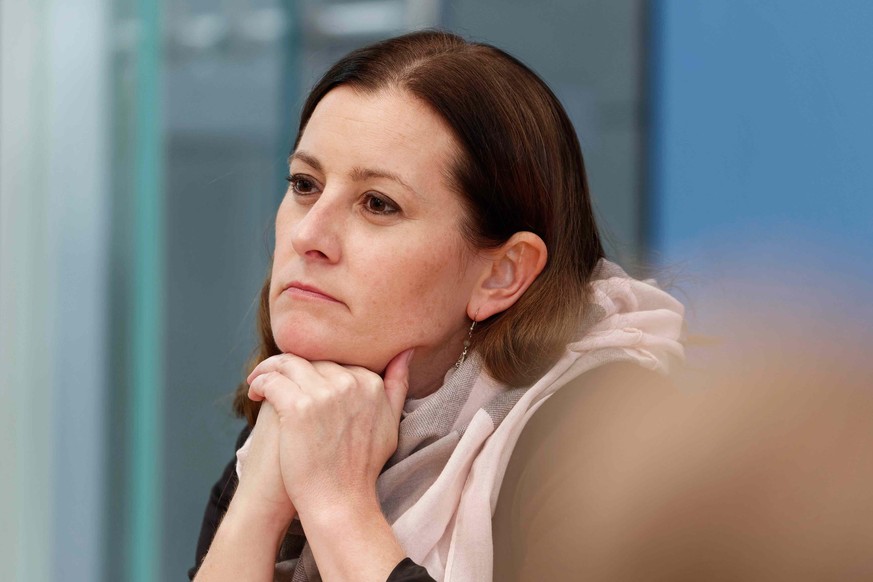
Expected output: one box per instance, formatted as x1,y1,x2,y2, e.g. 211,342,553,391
363,193,399,215
286,174,318,195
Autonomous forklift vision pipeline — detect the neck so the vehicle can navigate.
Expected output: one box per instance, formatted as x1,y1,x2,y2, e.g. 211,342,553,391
405,331,468,400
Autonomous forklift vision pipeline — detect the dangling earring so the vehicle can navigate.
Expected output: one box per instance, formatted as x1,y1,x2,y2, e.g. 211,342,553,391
455,315,478,369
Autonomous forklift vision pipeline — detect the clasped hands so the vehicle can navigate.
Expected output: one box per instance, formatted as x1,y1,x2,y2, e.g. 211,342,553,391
234,348,414,528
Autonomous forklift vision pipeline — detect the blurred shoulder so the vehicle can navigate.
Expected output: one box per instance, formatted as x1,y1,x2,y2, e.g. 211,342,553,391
493,362,677,581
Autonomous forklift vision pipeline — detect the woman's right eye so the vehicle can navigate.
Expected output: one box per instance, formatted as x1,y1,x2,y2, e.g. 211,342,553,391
286,174,319,195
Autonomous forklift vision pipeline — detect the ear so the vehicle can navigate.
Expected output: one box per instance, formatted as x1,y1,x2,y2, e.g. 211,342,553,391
468,231,547,321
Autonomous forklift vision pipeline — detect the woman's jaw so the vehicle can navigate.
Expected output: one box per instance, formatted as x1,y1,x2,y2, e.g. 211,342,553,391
270,318,471,400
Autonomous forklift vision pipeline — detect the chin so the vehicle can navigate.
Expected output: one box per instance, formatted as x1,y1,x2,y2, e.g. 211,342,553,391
271,312,337,359
273,329,334,361
272,327,388,372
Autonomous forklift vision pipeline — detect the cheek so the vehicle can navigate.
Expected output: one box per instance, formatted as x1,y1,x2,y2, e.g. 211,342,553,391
363,237,469,320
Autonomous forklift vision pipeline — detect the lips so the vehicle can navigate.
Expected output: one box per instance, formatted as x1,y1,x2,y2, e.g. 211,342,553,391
282,281,343,304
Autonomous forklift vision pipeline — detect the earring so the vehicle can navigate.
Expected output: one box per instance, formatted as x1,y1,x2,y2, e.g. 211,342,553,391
455,316,478,369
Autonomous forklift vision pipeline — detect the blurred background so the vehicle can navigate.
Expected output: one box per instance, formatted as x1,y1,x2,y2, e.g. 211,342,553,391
1,0,871,580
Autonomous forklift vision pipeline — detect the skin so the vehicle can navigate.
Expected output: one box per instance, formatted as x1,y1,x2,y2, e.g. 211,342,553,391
195,86,546,581
270,85,490,398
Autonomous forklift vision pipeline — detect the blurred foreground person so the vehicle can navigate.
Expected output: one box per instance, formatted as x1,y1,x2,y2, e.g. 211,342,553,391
495,288,873,581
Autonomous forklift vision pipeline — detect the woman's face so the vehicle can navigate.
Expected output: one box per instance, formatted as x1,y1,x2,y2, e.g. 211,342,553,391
270,86,486,382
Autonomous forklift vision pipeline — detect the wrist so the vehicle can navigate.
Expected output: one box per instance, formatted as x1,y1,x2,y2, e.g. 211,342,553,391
226,488,296,546
195,491,296,581
298,494,405,582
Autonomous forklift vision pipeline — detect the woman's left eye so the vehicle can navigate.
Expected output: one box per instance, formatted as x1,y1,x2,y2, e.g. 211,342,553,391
362,193,400,216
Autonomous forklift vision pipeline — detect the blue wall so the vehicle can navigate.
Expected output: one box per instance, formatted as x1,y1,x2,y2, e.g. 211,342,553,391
650,0,873,274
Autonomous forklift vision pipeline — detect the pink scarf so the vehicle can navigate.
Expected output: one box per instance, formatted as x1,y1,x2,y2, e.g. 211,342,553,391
238,260,685,581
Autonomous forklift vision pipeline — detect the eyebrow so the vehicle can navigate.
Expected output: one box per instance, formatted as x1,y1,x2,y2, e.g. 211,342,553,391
289,150,419,196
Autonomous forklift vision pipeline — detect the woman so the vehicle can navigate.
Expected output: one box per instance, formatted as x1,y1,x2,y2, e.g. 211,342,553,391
190,30,683,581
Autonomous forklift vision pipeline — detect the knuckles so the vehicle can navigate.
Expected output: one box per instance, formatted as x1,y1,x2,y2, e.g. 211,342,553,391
364,375,383,395
333,371,357,394
250,357,388,418
249,370,273,395
290,395,313,417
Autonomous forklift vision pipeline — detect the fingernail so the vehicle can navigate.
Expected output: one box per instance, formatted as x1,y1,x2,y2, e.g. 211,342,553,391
405,349,415,366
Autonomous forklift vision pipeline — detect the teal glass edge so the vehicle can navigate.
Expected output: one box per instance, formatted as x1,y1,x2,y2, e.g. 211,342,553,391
129,0,164,580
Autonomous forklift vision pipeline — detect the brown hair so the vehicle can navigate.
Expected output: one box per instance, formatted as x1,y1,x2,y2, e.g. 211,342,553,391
234,30,604,425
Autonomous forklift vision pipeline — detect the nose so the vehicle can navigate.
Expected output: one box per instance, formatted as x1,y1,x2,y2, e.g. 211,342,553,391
289,191,343,263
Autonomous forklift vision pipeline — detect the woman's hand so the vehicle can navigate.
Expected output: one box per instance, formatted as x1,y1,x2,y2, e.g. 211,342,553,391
193,401,297,581
232,400,296,525
246,348,413,517
246,349,413,581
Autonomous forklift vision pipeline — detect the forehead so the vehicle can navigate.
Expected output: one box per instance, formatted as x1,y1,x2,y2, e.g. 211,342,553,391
296,86,458,181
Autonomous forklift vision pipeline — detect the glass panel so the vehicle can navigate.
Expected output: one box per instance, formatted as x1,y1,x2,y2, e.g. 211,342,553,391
1,2,112,582
106,0,165,580
160,0,294,578
447,0,647,266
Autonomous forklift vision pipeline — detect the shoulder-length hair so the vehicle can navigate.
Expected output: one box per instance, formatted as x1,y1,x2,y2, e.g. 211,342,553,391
235,30,604,425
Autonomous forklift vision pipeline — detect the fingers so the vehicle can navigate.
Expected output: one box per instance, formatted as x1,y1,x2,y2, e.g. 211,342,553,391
245,350,412,511
248,350,413,423
248,371,302,410
247,353,321,387
383,349,413,421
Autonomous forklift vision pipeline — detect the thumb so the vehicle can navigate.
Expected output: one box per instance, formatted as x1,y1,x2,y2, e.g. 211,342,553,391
383,348,414,421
